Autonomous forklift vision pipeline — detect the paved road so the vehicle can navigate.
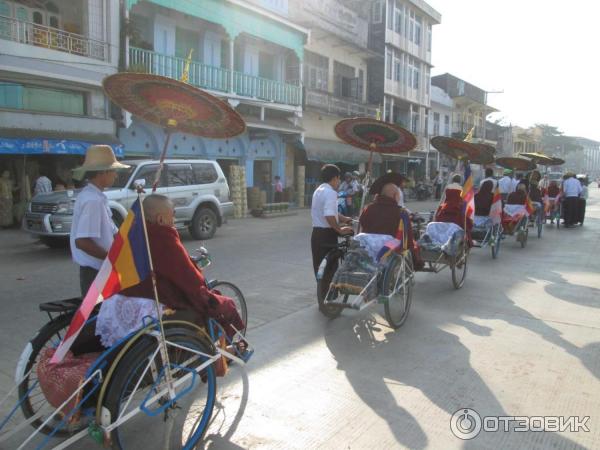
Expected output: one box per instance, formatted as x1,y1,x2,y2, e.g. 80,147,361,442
2,192,600,448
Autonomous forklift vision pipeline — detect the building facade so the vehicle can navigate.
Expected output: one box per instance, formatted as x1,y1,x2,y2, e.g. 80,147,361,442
121,0,308,195
368,0,441,179
427,84,453,173
0,0,120,224
512,126,543,155
573,137,600,178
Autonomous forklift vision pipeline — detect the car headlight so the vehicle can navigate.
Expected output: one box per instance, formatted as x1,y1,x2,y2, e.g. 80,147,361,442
56,201,74,214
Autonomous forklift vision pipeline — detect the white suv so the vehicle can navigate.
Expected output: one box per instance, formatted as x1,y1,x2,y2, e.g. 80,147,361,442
24,159,233,247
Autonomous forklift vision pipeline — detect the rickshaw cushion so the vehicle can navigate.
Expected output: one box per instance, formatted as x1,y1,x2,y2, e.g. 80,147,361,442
95,295,162,348
37,348,102,420
353,233,400,263
331,247,379,299
473,216,492,229
418,222,465,257
503,204,528,221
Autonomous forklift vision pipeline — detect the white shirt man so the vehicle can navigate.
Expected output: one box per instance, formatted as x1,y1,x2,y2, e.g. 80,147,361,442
498,175,513,194
70,183,118,271
311,183,339,228
34,175,52,196
563,177,583,198
511,177,520,192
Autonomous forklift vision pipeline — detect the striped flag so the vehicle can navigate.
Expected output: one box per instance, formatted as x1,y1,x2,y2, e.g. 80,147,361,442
462,162,475,222
376,213,411,261
51,199,151,364
490,186,503,224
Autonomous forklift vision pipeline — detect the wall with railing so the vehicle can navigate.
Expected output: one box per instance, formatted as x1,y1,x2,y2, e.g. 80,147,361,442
129,47,302,106
0,14,107,61
305,89,377,117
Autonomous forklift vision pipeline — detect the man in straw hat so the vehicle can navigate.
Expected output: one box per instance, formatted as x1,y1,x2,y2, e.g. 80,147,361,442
70,145,129,296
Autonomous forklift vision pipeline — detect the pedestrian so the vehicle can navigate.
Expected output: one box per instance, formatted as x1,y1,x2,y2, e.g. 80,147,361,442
33,171,53,196
310,164,353,277
498,169,513,203
273,175,283,203
70,145,129,296
479,168,497,190
433,170,443,200
561,172,582,227
339,172,358,217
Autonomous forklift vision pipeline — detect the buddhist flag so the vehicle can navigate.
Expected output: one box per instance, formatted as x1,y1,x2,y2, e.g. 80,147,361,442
51,199,151,363
180,48,194,83
490,186,503,225
377,213,411,261
462,162,475,222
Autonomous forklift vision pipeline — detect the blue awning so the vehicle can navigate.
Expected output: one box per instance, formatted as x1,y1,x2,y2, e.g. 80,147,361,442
0,138,123,157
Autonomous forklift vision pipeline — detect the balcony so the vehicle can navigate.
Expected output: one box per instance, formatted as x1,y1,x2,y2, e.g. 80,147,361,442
0,15,107,61
129,47,302,107
305,89,378,118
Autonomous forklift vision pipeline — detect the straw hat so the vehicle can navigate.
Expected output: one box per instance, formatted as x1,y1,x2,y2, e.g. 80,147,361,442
73,145,129,179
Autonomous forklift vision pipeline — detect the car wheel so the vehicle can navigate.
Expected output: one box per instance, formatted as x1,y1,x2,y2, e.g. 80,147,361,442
190,208,218,240
40,236,69,249
111,210,124,229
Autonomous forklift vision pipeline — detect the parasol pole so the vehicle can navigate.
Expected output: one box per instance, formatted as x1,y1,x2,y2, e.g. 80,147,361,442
152,119,177,192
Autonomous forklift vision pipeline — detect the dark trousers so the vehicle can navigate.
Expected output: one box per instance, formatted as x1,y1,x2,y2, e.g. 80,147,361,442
311,227,338,277
435,184,442,200
563,197,579,226
80,266,99,297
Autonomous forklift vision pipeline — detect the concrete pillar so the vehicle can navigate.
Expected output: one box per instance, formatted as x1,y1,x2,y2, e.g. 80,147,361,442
245,158,253,187
390,97,395,123
229,38,235,93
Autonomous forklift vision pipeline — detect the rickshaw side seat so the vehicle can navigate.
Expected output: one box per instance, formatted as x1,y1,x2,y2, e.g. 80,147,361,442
39,297,82,313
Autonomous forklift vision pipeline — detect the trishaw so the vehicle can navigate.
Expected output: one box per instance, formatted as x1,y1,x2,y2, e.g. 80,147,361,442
0,72,253,449
316,118,418,329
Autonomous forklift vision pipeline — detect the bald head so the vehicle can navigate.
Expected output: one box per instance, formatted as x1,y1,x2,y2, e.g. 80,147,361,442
143,194,174,226
381,183,400,203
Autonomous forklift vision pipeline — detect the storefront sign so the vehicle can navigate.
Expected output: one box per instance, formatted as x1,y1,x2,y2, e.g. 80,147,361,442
0,138,123,157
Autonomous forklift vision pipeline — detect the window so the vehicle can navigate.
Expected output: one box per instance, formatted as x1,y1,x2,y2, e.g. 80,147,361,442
358,69,364,100
411,110,419,134
167,164,194,187
135,165,164,189
394,57,401,82
372,0,383,23
387,0,393,30
0,81,86,115
394,2,403,34
409,10,415,42
334,61,359,99
415,15,422,45
433,112,440,135
427,23,432,51
386,49,393,80
193,163,218,184
304,51,329,92
444,115,450,136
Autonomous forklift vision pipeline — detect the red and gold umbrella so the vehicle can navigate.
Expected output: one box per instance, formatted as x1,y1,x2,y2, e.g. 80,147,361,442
518,152,556,166
495,156,536,171
547,156,565,166
430,136,489,163
334,118,417,174
103,73,246,190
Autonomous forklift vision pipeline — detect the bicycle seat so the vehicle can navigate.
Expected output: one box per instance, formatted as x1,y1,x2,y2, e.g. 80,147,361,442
39,297,82,313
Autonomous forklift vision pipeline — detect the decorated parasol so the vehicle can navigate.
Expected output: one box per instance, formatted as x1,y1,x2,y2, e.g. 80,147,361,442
334,118,417,176
546,156,565,166
369,172,408,196
495,156,536,171
518,152,556,165
430,136,490,164
103,72,246,190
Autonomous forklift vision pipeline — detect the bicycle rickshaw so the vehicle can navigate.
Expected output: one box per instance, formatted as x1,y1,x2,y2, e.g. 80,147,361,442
472,215,502,259
316,118,418,329
0,72,253,449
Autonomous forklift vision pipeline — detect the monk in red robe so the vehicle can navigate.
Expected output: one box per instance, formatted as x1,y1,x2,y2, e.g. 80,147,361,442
435,183,473,245
121,194,244,337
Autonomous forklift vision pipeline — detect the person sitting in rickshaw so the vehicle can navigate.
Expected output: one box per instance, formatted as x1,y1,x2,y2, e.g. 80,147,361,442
474,180,494,217
506,183,528,205
503,184,530,233
435,183,473,246
99,195,245,342
528,180,543,221
359,176,422,269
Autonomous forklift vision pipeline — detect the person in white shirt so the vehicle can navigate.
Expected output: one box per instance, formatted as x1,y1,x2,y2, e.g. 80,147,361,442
498,170,514,201
511,174,522,193
33,173,52,196
311,164,353,277
70,145,130,295
479,168,497,191
562,172,583,227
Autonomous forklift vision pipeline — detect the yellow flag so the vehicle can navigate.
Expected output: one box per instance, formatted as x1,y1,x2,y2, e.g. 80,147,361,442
464,126,475,142
180,48,194,83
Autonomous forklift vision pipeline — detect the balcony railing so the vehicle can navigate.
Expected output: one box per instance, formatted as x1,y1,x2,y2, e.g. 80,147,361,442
129,47,302,107
0,15,107,61
305,89,378,118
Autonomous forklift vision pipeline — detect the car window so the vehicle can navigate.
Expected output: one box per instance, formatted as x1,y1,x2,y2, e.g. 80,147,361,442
167,164,194,187
192,163,218,184
133,164,164,188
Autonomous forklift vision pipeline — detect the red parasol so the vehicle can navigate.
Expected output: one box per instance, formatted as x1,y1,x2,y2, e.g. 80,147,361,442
495,156,536,171
430,136,488,163
103,73,246,190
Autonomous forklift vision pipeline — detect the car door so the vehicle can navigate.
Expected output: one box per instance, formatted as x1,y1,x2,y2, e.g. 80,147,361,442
122,164,168,210
165,163,195,224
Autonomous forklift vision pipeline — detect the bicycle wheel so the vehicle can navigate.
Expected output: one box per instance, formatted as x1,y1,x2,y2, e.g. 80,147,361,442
104,327,216,450
451,245,468,289
316,251,345,319
209,281,247,336
17,313,88,436
537,217,543,238
383,254,413,329
491,227,501,259
520,227,528,248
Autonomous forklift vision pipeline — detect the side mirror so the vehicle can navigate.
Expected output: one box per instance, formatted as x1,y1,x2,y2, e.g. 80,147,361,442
132,179,146,190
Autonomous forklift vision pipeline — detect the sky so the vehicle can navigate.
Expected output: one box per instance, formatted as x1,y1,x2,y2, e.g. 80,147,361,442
426,0,600,141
